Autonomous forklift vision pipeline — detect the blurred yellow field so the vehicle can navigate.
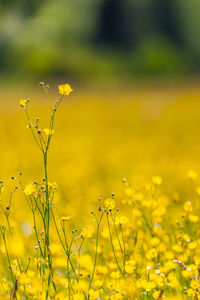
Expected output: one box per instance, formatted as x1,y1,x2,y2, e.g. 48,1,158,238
1,82,200,299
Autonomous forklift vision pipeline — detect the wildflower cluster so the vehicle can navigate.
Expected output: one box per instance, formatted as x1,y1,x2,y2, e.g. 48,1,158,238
1,83,200,300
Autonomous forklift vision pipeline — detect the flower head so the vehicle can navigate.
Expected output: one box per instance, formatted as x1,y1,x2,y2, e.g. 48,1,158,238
19,99,29,108
43,128,54,136
80,226,93,239
24,182,37,196
58,84,73,96
61,216,72,222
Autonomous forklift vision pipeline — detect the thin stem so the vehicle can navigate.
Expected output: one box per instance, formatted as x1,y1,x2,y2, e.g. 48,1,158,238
50,207,78,282
88,212,104,298
0,228,14,284
120,224,126,272
106,213,124,276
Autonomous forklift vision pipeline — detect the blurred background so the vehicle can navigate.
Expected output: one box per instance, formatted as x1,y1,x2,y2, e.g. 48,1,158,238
1,0,200,221
1,0,200,82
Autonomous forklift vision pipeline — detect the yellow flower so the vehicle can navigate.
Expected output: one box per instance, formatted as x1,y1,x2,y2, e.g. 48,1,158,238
191,280,200,290
172,244,182,253
62,216,72,222
80,226,93,239
58,84,73,96
94,280,103,287
89,289,100,299
184,201,192,212
189,214,199,223
187,288,196,297
153,291,161,299
125,260,136,273
188,241,197,250
146,248,158,260
73,293,84,300
43,128,54,136
115,216,129,225
152,176,162,185
24,182,37,196
145,281,156,292
19,99,28,108
48,181,57,189
111,271,121,279
150,237,160,247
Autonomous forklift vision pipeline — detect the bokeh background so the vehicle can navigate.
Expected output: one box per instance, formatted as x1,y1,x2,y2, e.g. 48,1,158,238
1,0,200,221
1,0,200,81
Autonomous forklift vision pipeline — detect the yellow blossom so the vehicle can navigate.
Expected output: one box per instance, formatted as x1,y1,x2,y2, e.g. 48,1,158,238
80,226,93,239
188,241,197,250
48,181,57,189
58,84,73,96
153,291,161,299
24,182,37,196
184,201,192,212
19,99,28,108
115,216,129,225
189,214,199,223
73,293,84,300
111,271,121,279
187,288,196,297
191,280,200,289
62,216,72,222
43,128,54,136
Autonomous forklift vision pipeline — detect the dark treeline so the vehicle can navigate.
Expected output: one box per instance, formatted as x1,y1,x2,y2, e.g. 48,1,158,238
0,0,199,78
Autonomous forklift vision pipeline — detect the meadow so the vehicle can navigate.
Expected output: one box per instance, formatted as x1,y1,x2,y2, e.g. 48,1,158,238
1,81,200,299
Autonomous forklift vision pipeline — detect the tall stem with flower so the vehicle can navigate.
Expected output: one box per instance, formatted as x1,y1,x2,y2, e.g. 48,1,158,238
20,83,73,297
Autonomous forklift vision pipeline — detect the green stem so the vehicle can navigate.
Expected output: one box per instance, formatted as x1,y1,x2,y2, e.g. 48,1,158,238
88,213,104,298
106,213,124,276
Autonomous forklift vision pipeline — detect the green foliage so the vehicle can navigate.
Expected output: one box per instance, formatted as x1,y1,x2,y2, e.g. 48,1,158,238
0,0,200,78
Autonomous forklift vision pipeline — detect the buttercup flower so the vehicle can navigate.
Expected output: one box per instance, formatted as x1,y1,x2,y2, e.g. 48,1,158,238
58,84,73,96
19,99,28,108
24,182,37,196
43,128,54,136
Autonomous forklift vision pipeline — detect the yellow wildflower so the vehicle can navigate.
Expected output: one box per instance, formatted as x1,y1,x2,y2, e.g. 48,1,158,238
62,216,72,222
189,214,199,223
24,182,37,196
188,241,197,250
187,288,196,297
48,181,57,189
80,226,93,239
73,293,84,300
191,280,200,290
19,99,28,108
111,271,121,279
43,128,54,136
184,201,192,212
153,291,161,299
58,84,73,96
115,216,129,225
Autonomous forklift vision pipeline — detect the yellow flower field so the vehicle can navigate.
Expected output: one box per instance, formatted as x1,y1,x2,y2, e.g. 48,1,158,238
1,82,200,299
